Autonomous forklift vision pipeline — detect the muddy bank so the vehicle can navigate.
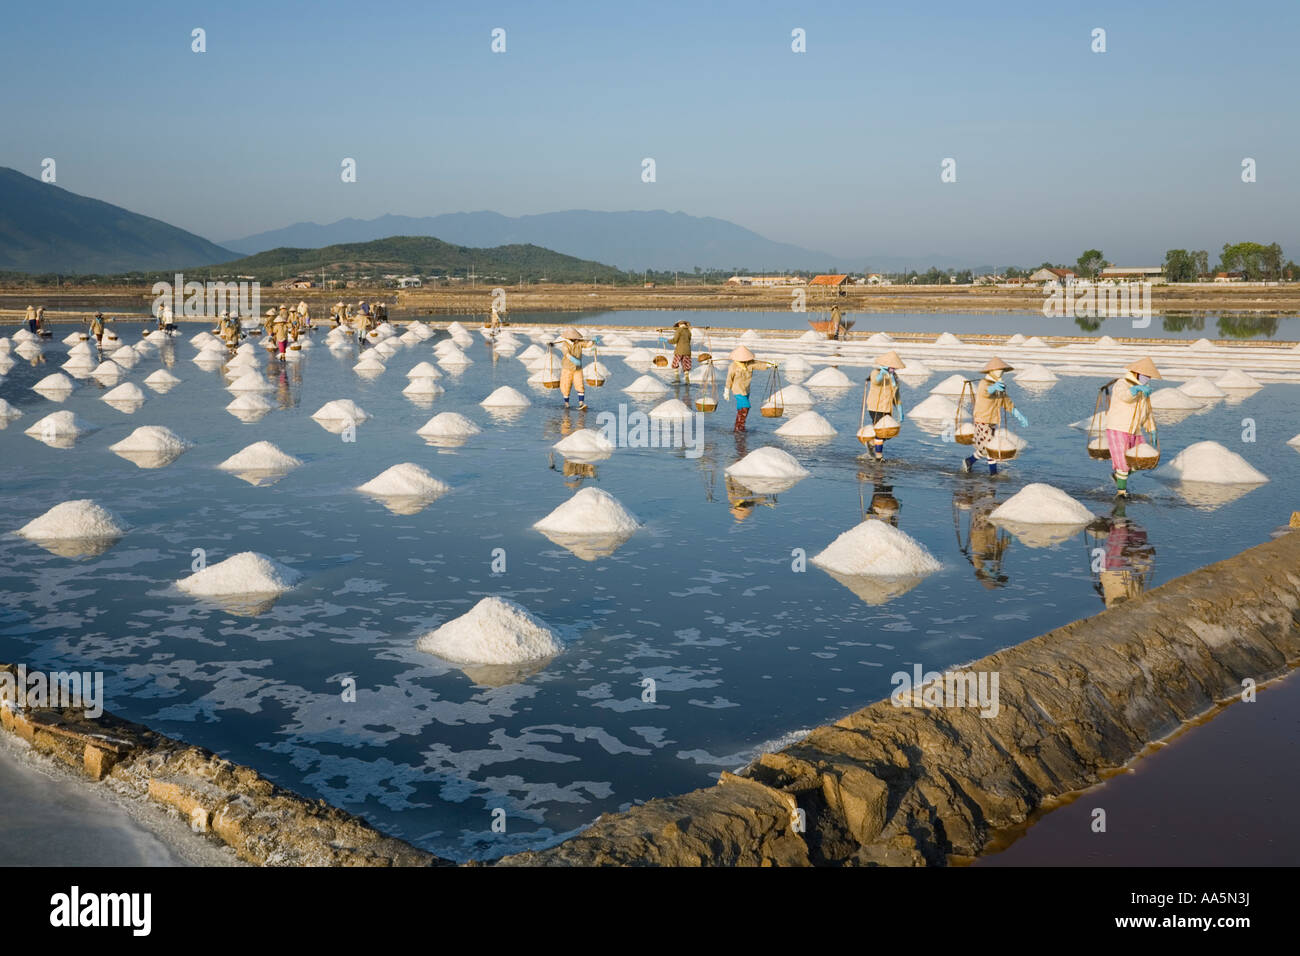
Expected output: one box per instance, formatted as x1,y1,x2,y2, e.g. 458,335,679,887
0,681,445,866
498,529,1300,866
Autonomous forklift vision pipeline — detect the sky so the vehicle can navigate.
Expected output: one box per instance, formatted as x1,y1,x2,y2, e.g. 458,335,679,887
2,0,1297,266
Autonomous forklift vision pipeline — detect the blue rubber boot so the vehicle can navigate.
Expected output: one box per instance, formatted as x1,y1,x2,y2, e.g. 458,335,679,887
988,462,998,476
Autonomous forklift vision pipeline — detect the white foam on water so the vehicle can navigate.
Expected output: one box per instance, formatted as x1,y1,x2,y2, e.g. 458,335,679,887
803,367,854,388
177,552,301,597
812,520,942,577
725,446,810,480
418,412,481,438
109,426,190,454
775,410,837,438
218,441,302,472
989,483,1093,525
1163,441,1268,484
648,398,693,420
622,374,670,397
17,500,128,540
534,487,640,536
312,399,369,421
358,463,450,497
481,385,531,407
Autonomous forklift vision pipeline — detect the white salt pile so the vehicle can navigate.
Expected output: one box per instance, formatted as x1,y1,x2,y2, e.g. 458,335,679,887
12,329,38,343
803,367,854,389
798,329,822,342
1214,369,1262,390
623,347,655,365
989,483,1093,525
189,331,218,348
1189,338,1216,351
403,378,445,397
33,373,75,394
534,487,640,536
446,321,469,335
226,393,273,413
418,412,481,439
1179,377,1227,400
584,361,610,380
648,398,694,420
110,347,138,368
1288,433,1300,448
1149,387,1203,410
354,356,387,374
437,347,473,366
811,521,941,577
26,411,95,437
1069,412,1105,431
228,371,272,392
177,552,301,597
61,332,83,345
91,361,123,384
726,446,810,482
1006,333,1027,345
1023,336,1049,348
775,410,838,438
763,384,814,409
406,361,442,379
144,369,180,389
864,332,894,346
218,442,302,473
17,500,128,541
1163,441,1268,484
517,344,546,363
109,426,190,455
0,398,21,421
480,386,531,408
358,463,450,498
312,400,369,422
739,329,761,343
1014,364,1058,384
781,355,814,378
623,374,670,397
896,358,932,377
102,382,146,403
985,432,1027,456
935,332,963,346
929,374,968,396
416,597,563,666
601,333,635,348
1095,335,1118,348
552,428,615,458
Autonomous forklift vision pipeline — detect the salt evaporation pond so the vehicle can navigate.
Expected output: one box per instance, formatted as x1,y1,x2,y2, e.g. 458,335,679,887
0,321,1298,863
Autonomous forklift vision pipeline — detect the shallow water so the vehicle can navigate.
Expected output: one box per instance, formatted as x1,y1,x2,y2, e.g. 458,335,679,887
0,321,1296,861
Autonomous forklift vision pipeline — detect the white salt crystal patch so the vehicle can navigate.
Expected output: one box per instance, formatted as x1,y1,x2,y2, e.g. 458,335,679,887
776,410,837,438
417,597,563,666
26,411,94,437
481,386,531,408
418,413,481,438
102,382,145,403
812,521,941,577
1214,369,1261,390
989,483,1093,525
1179,377,1226,399
648,398,693,420
534,487,640,536
403,378,445,397
143,369,180,388
1163,441,1268,484
762,384,814,409
935,332,963,346
1014,364,1058,384
552,428,614,457
803,367,854,388
623,374,670,397
726,446,810,480
109,426,190,454
929,374,968,396
312,400,369,421
33,373,75,393
1149,387,1203,409
17,500,128,540
358,463,450,497
177,552,300,597
406,361,442,379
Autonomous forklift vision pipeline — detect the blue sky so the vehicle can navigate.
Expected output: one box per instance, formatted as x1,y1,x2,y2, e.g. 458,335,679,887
2,0,1297,265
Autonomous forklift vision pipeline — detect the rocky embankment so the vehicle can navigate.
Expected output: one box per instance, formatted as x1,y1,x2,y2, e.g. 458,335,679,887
499,528,1300,866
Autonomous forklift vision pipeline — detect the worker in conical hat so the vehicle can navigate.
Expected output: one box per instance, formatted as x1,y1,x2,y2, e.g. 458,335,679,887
1100,357,1160,497
723,345,775,434
864,351,907,461
556,326,594,410
961,357,1028,476
667,319,693,384
24,305,37,333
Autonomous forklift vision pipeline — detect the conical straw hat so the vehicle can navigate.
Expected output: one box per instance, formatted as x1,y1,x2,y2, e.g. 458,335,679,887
561,326,583,340
729,345,755,362
1126,356,1162,379
982,356,1014,372
874,351,905,369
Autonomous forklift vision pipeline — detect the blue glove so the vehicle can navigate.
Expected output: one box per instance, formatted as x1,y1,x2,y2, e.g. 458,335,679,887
874,367,895,386
1129,383,1152,397
1011,408,1028,427
895,408,905,423
986,381,1006,396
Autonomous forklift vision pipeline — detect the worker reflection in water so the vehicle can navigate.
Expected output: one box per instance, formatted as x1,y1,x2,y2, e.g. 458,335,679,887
954,488,1011,589
1089,502,1155,608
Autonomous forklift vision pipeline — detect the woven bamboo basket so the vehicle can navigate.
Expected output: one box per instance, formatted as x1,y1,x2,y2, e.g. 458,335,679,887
1126,443,1161,470
856,425,876,446
760,365,785,418
1087,437,1111,460
955,422,976,445
872,417,901,440
652,355,669,367
583,345,604,387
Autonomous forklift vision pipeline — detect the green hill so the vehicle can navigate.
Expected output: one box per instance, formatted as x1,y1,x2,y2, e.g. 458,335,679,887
0,166,235,274
203,235,627,284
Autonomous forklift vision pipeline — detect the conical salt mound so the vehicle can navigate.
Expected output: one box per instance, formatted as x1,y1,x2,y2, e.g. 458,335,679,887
358,463,450,498
934,332,963,346
416,597,563,665
775,410,837,438
534,487,640,536
1214,369,1262,390
312,399,368,421
803,367,854,389
177,552,301,596
218,442,302,473
812,521,941,577
725,447,810,494
17,500,129,541
417,413,481,438
648,399,693,420
480,386,531,408
906,394,958,421
1178,377,1226,399
989,483,1092,525
1163,441,1268,484
552,428,615,459
929,374,968,396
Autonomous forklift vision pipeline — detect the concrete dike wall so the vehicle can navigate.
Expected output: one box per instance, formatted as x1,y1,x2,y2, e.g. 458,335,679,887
499,529,1300,866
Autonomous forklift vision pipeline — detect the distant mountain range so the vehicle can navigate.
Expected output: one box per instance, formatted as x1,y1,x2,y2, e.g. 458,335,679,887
215,236,626,284
0,167,235,274
223,210,875,273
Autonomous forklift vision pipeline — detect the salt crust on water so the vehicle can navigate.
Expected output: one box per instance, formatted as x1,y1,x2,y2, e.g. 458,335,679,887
648,399,693,420
358,463,450,497
1215,369,1261,390
763,384,814,408
1149,387,1203,410
552,428,614,455
1163,441,1268,484
622,374,670,397
929,374,968,396
226,393,272,412
26,411,94,436
109,426,190,454
776,410,837,437
416,596,563,666
418,413,480,438
102,382,145,402
725,446,810,480
218,442,301,472
989,483,1093,525
177,552,301,597
908,394,958,420
1178,377,1226,399
18,500,128,540
812,521,941,577
34,373,74,392
481,385,531,407
534,487,640,536
312,400,368,421
803,367,853,389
